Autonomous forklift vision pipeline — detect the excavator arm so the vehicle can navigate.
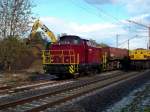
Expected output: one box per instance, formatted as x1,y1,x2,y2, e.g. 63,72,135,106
29,19,57,43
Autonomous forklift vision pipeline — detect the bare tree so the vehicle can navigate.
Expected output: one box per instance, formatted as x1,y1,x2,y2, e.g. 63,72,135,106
0,0,34,38
0,0,35,71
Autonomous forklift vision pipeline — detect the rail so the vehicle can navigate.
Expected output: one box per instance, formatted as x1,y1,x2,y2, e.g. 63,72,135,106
0,71,134,111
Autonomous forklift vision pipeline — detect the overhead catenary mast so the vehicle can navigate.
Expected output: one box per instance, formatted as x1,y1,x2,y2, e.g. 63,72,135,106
127,20,150,49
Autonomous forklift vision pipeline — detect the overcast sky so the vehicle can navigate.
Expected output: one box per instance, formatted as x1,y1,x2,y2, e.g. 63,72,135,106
33,0,150,49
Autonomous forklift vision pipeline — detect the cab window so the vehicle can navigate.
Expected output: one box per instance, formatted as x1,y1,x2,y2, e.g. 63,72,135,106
59,36,81,45
86,41,97,47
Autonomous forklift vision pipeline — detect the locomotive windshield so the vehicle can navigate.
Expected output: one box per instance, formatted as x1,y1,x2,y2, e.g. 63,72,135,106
86,40,97,47
58,35,81,45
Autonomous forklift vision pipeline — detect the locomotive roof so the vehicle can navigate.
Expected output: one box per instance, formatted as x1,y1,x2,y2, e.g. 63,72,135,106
60,35,81,40
59,35,89,41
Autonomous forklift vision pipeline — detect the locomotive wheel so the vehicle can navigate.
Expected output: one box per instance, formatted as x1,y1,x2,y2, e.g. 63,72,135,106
72,73,79,79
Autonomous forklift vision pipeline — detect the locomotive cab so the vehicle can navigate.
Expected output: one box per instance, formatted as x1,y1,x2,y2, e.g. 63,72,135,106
42,35,101,78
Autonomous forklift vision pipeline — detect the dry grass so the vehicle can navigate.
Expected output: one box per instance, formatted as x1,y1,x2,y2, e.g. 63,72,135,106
1,73,29,86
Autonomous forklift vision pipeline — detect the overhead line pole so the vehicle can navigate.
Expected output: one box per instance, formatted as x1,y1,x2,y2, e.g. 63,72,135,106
127,20,150,49
118,35,147,49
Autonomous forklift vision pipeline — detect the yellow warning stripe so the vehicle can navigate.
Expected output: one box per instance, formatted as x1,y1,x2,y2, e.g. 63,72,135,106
69,69,74,74
69,65,74,74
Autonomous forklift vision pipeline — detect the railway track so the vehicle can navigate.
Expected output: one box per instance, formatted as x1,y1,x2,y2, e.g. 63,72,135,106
0,79,74,99
0,81,54,94
0,85,11,90
0,71,120,98
0,70,145,112
0,71,121,103
0,73,59,93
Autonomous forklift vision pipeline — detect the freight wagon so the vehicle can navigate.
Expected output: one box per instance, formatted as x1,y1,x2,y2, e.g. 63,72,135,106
101,47,129,70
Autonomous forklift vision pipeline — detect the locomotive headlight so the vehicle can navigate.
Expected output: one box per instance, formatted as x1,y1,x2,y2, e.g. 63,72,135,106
51,58,54,63
65,59,69,62
64,56,70,63
88,49,92,52
110,53,114,57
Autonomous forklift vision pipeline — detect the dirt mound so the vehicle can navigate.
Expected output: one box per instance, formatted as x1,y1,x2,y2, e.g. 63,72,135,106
26,59,43,73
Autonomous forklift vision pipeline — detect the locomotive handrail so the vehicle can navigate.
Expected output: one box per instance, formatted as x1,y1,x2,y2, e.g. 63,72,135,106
42,50,74,55
42,50,78,64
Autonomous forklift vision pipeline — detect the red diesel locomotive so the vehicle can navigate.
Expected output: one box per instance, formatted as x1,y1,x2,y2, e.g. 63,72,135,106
42,35,128,78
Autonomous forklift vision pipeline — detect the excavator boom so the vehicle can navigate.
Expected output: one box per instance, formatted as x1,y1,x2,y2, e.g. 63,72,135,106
30,20,57,43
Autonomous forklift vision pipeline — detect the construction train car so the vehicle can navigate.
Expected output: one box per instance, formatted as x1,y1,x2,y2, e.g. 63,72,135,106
101,47,129,70
42,35,129,78
129,49,150,70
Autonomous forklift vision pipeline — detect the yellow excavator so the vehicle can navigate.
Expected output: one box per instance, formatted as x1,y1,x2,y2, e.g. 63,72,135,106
26,19,58,57
26,20,57,72
27,19,57,44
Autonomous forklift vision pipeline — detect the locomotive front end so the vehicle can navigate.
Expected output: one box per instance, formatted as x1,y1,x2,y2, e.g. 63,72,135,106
42,35,81,78
42,49,79,77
